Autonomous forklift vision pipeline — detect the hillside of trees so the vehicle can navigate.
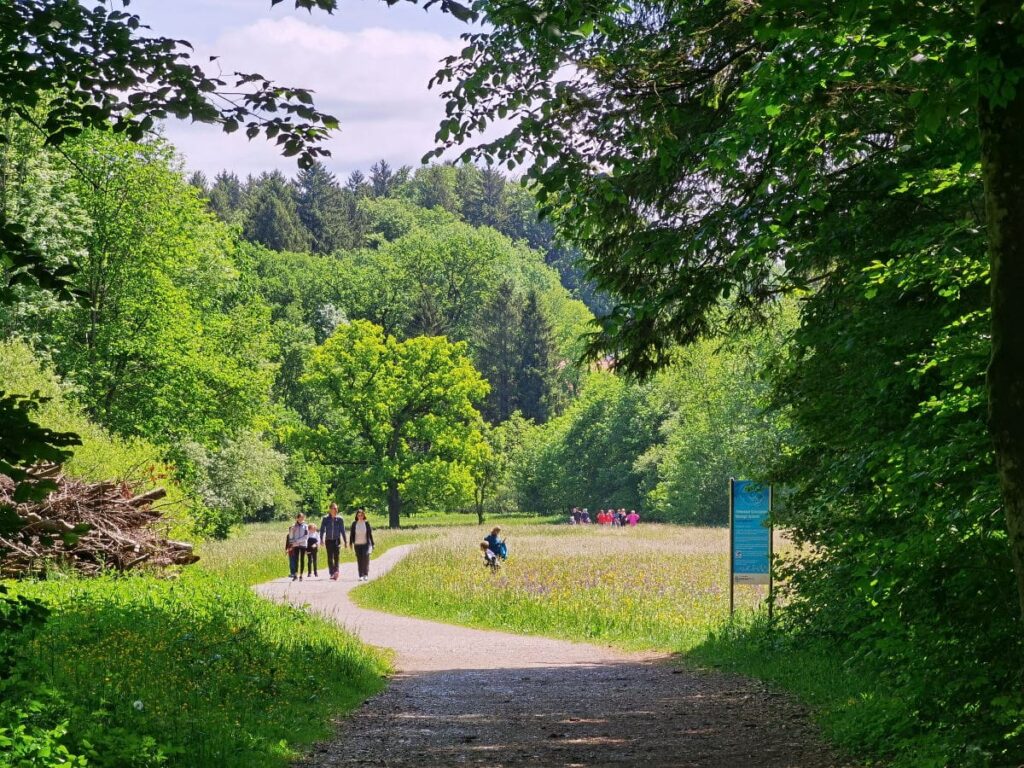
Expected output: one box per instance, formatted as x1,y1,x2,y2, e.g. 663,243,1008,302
2,121,771,534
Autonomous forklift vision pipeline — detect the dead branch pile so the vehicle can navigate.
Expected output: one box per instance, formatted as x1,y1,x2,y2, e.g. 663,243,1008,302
0,466,199,578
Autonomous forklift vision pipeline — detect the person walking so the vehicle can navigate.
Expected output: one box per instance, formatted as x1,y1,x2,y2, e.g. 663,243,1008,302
285,513,308,581
305,524,321,578
320,502,348,581
350,508,375,581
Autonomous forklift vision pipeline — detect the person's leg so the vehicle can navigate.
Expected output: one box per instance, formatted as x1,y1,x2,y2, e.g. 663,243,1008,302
326,541,339,575
355,545,368,578
298,547,305,580
311,550,318,576
289,549,299,579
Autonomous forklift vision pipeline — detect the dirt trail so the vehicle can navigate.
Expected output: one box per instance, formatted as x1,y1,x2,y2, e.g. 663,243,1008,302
257,546,846,767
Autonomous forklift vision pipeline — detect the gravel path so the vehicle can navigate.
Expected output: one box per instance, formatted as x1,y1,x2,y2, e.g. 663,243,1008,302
257,545,847,767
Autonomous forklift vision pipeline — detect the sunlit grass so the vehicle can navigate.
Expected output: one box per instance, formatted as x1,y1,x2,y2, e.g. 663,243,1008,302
9,568,389,767
198,511,557,586
354,524,772,651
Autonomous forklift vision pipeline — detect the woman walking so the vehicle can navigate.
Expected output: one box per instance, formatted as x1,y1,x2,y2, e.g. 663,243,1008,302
285,513,308,581
350,508,375,581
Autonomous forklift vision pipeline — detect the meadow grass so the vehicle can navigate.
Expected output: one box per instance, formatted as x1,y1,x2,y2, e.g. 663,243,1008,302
353,524,773,650
353,523,892,764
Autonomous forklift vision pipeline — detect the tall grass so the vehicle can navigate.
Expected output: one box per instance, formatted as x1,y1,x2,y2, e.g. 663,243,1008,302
354,524,771,650
9,569,389,767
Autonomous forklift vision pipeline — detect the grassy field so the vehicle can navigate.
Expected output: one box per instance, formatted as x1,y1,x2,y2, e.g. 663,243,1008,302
352,523,773,650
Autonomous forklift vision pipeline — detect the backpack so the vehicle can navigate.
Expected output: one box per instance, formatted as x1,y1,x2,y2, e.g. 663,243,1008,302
495,540,508,559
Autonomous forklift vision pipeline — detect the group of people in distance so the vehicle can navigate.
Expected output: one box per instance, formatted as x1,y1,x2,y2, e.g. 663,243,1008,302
569,507,640,527
284,502,376,583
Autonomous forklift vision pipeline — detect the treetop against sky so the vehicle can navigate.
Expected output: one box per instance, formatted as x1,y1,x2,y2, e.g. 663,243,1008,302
132,0,483,177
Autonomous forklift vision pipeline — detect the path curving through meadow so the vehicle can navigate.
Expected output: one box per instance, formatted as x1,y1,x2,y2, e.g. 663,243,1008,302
257,545,846,767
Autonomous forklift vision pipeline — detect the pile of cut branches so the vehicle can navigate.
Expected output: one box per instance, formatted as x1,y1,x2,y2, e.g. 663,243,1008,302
0,466,198,577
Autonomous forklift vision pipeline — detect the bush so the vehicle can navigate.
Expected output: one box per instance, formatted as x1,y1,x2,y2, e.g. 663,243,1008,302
176,433,298,537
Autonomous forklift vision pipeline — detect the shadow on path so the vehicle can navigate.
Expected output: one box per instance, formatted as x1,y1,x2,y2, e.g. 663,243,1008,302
301,660,842,767
258,546,847,767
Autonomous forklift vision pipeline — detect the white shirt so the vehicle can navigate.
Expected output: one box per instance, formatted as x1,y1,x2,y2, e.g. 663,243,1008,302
353,521,369,545
288,523,308,547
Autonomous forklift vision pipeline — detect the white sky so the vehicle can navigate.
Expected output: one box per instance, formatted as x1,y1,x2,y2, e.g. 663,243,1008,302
132,0,473,179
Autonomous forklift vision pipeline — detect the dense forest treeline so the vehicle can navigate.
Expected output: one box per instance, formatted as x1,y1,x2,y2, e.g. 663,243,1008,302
1,118,769,534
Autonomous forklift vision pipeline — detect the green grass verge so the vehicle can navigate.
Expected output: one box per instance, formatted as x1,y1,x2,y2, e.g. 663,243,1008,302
7,569,389,767
3,527,396,767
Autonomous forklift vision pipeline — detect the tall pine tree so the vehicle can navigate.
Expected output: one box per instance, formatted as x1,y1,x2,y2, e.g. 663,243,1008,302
207,171,244,223
294,161,351,254
242,171,311,252
345,170,372,199
517,290,556,423
369,160,395,197
473,281,523,423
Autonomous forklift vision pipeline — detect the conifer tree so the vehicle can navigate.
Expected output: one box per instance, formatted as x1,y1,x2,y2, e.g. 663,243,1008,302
517,290,556,423
187,171,209,196
242,171,311,252
294,161,350,254
207,171,245,223
370,160,395,197
473,281,523,423
345,170,372,199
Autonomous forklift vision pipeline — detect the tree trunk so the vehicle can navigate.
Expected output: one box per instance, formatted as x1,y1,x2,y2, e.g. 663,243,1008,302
978,0,1024,623
387,478,402,530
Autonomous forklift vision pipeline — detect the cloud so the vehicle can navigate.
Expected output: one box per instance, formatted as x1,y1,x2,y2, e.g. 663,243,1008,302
164,17,463,178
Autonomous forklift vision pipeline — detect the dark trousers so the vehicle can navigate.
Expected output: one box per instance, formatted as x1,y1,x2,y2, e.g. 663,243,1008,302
325,540,341,575
354,544,371,578
288,546,306,577
306,547,318,576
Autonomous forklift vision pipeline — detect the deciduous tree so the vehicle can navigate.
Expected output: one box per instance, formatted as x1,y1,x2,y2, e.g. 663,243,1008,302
303,319,488,528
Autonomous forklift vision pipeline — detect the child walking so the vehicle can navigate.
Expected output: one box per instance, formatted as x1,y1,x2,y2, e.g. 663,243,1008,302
305,524,320,578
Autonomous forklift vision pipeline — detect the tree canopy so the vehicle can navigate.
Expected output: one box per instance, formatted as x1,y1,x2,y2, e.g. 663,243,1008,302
302,319,488,528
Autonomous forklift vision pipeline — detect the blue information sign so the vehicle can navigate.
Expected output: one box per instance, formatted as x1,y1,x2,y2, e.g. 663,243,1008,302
730,480,772,586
